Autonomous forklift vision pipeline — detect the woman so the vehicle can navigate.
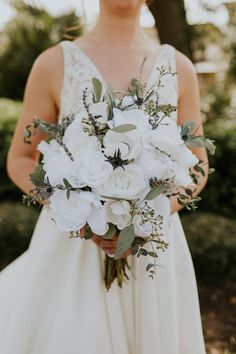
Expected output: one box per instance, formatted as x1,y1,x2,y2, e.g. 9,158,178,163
0,0,208,353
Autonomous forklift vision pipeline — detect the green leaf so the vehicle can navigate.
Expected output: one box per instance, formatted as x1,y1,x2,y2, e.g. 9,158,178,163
205,138,216,155
92,77,102,102
29,165,45,187
63,178,72,188
194,164,206,176
139,248,148,256
146,263,155,272
185,188,193,197
115,225,135,258
66,189,70,200
103,224,117,240
112,124,137,133
145,186,164,200
148,251,158,258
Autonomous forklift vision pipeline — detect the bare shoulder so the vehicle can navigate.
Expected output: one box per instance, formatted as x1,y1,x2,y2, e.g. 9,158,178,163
32,44,63,76
28,44,64,107
175,50,199,98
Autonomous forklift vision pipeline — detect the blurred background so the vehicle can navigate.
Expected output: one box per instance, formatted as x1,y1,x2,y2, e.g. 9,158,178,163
0,0,235,352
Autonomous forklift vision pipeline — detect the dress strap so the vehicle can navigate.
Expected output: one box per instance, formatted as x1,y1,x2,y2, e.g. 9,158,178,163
58,40,94,122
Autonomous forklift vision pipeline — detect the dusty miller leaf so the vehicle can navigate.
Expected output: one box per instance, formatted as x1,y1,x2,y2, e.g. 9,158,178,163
112,124,137,133
145,186,165,200
92,77,102,102
115,225,135,258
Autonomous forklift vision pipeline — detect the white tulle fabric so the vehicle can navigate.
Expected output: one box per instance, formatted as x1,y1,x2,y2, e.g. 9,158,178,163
0,40,206,354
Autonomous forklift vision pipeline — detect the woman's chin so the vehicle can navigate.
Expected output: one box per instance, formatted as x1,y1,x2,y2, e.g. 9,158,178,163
101,0,144,15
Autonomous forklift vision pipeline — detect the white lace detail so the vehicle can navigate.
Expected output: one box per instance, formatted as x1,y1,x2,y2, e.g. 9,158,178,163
58,40,178,123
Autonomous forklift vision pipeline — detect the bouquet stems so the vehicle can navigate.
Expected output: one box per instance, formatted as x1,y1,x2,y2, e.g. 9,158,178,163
104,255,131,291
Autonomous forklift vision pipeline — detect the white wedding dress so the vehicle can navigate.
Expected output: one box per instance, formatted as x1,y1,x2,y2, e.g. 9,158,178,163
0,40,206,354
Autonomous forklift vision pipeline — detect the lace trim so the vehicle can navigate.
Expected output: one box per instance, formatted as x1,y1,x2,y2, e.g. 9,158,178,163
58,40,178,123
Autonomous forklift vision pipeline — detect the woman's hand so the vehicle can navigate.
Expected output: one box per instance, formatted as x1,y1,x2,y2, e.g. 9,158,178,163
91,233,131,258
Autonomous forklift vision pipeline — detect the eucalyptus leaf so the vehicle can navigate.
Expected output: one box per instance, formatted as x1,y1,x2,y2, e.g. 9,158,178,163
115,225,135,258
103,224,117,240
92,77,102,102
139,248,148,256
145,186,165,200
112,124,137,133
29,165,45,187
148,251,158,258
146,263,155,272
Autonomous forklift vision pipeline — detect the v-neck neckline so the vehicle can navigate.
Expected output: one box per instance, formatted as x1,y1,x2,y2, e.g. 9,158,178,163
70,40,165,92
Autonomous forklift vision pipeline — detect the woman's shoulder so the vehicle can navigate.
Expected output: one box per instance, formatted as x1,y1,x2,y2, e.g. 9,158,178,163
31,43,63,77
175,48,199,98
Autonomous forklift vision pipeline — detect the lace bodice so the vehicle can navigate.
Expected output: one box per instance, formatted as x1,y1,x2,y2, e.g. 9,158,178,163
58,40,178,123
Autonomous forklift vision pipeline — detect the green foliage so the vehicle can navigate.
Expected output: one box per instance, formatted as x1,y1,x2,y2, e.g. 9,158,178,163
0,98,22,199
228,41,236,82
181,213,236,284
198,121,236,218
0,1,82,100
0,202,40,271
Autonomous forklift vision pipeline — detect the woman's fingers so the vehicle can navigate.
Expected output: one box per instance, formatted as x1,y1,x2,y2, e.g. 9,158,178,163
91,234,131,258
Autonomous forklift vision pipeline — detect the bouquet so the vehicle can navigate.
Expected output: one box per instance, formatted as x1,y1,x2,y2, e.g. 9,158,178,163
23,66,215,290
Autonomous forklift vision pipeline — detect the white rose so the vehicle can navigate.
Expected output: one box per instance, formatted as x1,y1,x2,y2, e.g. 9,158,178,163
151,117,183,156
120,95,136,109
108,108,151,136
104,200,132,230
94,164,147,199
172,145,199,169
37,140,83,187
73,147,113,188
89,101,108,124
50,190,108,235
171,145,199,186
138,148,172,180
63,112,101,155
103,129,142,161
171,163,193,186
133,194,170,237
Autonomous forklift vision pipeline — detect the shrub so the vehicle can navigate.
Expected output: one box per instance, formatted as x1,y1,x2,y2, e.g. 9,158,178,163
181,212,236,284
0,2,82,100
0,202,40,270
198,121,236,219
0,98,22,199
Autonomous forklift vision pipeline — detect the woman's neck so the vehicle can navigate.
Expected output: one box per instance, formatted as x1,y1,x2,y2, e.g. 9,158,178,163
84,6,152,48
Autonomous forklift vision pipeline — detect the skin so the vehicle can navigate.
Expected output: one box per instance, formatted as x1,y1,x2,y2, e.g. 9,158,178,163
7,0,208,257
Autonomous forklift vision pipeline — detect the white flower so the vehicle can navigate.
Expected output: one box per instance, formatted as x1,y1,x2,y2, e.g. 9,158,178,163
108,108,151,135
120,95,136,108
171,163,193,186
89,101,108,125
74,147,113,188
103,129,142,161
63,112,101,155
94,164,147,199
104,200,132,230
171,145,199,186
133,194,170,237
50,190,108,235
173,145,199,169
37,140,83,187
138,148,172,180
151,117,183,156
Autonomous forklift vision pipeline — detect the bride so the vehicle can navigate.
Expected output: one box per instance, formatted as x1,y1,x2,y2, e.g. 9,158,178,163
0,1,208,353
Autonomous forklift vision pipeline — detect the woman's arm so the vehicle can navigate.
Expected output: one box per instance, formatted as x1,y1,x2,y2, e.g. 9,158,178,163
7,45,63,197
170,51,209,214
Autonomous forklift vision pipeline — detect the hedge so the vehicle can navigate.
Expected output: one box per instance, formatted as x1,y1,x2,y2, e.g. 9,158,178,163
0,98,22,199
181,212,236,284
0,202,40,271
